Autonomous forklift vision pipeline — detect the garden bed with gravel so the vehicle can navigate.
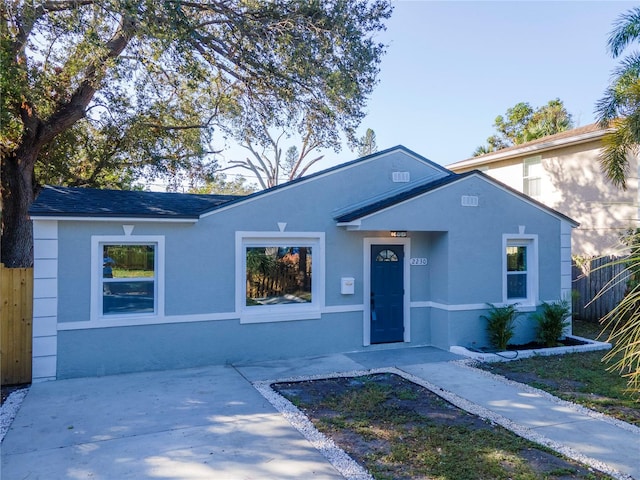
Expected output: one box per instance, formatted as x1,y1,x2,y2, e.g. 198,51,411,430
271,372,615,480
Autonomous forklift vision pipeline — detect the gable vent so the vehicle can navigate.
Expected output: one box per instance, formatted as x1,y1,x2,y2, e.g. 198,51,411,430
461,195,479,207
392,171,410,183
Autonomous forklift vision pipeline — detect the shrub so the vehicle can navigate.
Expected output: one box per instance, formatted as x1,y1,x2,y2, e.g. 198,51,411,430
481,303,521,351
533,300,571,347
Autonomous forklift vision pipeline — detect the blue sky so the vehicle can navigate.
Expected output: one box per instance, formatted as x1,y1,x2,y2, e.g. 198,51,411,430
216,0,639,185
351,0,638,168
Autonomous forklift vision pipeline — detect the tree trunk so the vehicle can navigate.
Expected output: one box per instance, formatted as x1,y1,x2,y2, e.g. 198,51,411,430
1,149,37,268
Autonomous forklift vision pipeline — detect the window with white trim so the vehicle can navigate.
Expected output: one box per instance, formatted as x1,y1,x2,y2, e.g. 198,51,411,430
523,156,542,198
237,233,324,323
246,246,312,306
506,245,527,299
503,236,538,306
102,244,156,315
92,236,164,320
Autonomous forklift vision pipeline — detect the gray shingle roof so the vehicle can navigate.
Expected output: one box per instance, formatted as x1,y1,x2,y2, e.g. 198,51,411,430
29,186,243,219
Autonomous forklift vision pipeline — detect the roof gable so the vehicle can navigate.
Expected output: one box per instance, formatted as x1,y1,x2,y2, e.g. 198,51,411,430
335,170,579,226
199,145,450,217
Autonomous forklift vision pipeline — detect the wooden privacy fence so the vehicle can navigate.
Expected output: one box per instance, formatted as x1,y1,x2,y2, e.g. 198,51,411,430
572,256,627,323
0,263,33,385
247,262,312,300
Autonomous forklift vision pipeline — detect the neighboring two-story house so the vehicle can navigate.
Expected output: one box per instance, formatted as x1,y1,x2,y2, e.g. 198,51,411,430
447,124,639,257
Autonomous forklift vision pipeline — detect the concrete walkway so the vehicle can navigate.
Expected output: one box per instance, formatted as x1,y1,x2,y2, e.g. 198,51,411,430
2,346,638,479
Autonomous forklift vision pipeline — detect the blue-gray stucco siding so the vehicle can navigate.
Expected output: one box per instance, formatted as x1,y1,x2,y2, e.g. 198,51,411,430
48,149,571,378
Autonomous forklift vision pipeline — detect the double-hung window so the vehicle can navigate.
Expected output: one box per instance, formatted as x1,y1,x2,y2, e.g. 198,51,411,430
92,236,164,321
503,236,538,306
506,245,527,299
237,232,324,323
523,156,542,198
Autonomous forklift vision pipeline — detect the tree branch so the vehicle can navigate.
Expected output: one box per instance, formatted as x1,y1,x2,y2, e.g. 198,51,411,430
39,13,136,146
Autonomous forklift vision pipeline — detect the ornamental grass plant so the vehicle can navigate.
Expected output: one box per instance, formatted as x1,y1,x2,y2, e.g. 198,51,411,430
533,299,571,348
481,303,521,351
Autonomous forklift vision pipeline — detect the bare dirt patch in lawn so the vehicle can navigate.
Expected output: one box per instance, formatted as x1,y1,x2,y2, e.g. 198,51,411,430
273,373,613,480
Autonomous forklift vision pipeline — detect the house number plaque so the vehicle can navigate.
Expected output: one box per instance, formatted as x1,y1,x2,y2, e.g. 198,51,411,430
410,258,428,266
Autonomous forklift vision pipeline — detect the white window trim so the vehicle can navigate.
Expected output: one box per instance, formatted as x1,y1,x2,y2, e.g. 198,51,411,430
91,235,165,322
502,234,538,307
522,155,542,197
363,237,411,346
235,231,325,324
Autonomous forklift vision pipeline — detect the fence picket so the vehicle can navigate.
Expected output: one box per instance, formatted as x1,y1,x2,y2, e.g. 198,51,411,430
0,264,33,385
572,256,627,323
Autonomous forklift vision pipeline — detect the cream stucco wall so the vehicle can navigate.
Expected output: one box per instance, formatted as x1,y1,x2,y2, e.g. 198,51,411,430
451,139,639,256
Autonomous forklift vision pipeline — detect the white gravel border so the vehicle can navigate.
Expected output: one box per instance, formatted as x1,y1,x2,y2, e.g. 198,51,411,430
254,369,375,480
254,366,635,480
0,387,29,443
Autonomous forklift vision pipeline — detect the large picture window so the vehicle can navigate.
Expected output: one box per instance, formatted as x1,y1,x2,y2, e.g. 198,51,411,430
246,246,312,306
237,233,324,323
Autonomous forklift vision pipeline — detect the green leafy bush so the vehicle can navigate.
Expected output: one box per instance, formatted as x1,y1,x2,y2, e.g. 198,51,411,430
533,300,571,347
481,304,521,351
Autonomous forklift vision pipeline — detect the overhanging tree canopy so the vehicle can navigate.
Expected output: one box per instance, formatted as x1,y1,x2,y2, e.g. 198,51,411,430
595,6,640,396
0,0,392,267
596,6,640,190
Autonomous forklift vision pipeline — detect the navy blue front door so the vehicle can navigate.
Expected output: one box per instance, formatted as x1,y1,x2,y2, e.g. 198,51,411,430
370,244,404,344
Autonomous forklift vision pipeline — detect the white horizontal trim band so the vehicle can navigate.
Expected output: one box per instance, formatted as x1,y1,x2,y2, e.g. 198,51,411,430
323,304,365,314
410,301,538,312
57,304,367,330
57,300,548,331
410,301,487,311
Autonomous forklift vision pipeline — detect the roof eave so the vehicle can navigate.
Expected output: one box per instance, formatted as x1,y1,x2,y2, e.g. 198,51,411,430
30,214,199,223
448,129,613,171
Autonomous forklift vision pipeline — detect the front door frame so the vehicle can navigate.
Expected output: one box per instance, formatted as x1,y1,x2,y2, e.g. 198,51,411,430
363,237,411,346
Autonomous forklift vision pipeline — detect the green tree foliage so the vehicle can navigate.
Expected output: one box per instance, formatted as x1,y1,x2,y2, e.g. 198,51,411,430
34,107,219,190
0,0,392,266
596,6,640,190
594,7,640,397
473,99,574,156
356,128,378,157
188,173,256,196
595,231,640,396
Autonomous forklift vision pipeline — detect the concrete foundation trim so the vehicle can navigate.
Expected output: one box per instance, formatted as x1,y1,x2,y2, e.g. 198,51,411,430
32,220,58,382
450,335,611,362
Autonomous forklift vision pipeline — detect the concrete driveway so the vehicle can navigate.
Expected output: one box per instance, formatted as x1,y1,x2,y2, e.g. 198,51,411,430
1,365,344,479
2,346,638,480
